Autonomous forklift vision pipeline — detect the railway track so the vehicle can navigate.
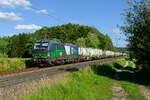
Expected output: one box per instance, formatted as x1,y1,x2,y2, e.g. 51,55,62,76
0,57,121,88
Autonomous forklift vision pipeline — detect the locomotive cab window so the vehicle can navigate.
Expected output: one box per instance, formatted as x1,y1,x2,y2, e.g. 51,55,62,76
34,43,40,49
42,43,48,47
34,42,48,50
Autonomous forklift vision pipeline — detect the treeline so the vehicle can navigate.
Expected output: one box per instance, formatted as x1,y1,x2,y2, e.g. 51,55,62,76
0,23,116,58
121,0,150,70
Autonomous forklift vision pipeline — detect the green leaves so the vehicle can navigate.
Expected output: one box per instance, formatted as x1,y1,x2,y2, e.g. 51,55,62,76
122,0,150,69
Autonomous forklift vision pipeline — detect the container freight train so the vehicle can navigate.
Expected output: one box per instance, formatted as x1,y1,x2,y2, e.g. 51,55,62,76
32,40,126,66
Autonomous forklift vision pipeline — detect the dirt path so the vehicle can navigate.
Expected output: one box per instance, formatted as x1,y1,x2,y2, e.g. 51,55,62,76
132,62,136,69
139,85,150,100
112,61,129,100
112,81,128,100
124,61,129,67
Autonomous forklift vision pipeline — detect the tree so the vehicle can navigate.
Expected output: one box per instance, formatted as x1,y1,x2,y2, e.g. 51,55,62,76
121,0,150,69
76,37,86,47
8,33,33,58
86,32,100,48
0,37,9,57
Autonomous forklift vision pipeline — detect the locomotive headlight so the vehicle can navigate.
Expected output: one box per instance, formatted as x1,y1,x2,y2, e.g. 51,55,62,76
48,52,50,56
33,58,36,61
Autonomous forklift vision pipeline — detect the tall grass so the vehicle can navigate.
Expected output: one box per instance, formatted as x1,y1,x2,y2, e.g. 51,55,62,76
21,66,114,100
0,58,29,72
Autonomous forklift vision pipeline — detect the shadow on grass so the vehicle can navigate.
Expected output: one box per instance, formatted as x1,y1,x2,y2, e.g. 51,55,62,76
135,69,150,86
91,63,150,87
123,67,135,71
92,64,116,78
113,63,123,69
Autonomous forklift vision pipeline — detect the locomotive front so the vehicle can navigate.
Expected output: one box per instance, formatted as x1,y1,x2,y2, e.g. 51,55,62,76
32,40,50,65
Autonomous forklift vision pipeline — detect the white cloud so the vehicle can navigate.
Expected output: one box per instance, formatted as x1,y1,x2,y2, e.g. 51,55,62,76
0,0,31,8
15,24,42,30
36,9,48,15
110,29,122,34
0,12,23,22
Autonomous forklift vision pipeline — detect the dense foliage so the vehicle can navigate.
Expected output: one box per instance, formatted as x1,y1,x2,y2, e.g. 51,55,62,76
121,0,150,69
117,47,128,53
0,23,116,58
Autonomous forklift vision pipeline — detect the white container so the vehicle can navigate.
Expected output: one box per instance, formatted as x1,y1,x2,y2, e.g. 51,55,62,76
82,48,87,56
106,50,112,56
86,48,90,56
100,49,103,56
90,48,94,57
94,49,98,57
64,45,70,55
78,47,83,56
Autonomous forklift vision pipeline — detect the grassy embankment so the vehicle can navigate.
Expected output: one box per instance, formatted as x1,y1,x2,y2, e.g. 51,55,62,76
0,58,31,72
21,58,147,100
21,63,116,100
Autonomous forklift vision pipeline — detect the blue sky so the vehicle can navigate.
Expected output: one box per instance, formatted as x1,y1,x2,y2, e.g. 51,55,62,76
0,0,129,47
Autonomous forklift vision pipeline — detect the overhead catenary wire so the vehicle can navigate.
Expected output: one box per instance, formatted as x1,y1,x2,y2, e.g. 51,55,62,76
21,0,67,27
31,6,66,24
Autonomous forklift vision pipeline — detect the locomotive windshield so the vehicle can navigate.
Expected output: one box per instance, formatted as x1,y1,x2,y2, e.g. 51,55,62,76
34,42,49,50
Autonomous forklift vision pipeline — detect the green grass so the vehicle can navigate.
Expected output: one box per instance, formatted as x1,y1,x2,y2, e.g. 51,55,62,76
112,58,126,70
127,61,133,68
0,58,30,72
116,58,126,67
21,66,114,100
120,81,147,100
147,86,150,89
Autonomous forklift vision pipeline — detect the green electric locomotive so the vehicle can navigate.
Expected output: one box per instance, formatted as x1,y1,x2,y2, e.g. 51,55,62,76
32,40,79,66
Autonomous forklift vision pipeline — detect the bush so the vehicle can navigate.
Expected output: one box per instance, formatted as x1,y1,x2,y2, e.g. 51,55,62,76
0,58,28,72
